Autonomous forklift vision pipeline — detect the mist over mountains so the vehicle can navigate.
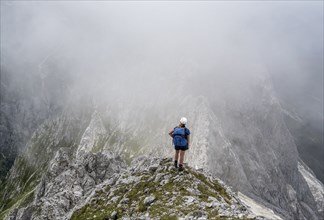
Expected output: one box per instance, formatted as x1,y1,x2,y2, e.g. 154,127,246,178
0,1,323,219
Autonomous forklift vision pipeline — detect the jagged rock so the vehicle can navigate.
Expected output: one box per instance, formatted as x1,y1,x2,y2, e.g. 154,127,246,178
111,210,117,220
143,196,155,206
120,198,129,204
184,196,196,204
4,208,18,220
149,165,158,173
111,196,120,203
2,149,126,220
67,157,277,219
154,173,163,182
76,111,106,158
190,210,206,217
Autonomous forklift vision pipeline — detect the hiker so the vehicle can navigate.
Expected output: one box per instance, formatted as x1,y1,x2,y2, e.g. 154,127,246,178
169,117,190,171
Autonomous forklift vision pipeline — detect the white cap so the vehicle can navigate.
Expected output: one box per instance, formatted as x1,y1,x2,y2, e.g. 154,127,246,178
180,117,187,125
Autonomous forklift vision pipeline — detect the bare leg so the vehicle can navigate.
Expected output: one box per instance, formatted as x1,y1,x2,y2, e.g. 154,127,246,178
174,150,179,161
179,150,185,165
174,150,179,168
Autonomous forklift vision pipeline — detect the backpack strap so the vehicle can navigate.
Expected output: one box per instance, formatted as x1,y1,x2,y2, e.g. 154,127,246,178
183,127,187,139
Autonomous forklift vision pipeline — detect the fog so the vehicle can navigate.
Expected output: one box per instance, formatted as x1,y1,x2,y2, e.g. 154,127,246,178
1,1,323,119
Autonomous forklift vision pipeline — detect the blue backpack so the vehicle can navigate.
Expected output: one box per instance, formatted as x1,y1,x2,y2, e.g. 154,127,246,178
172,127,188,147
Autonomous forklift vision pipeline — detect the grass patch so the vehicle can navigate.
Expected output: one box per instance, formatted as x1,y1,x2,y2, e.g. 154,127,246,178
149,204,169,217
161,214,177,220
189,169,231,203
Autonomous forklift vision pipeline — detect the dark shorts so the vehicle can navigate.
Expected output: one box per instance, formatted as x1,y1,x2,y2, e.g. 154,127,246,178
174,145,188,151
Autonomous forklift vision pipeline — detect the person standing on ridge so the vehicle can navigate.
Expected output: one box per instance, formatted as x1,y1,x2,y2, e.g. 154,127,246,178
169,117,190,171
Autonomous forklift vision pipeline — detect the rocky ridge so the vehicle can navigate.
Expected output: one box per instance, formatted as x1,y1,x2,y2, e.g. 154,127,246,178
3,153,281,220
68,157,272,220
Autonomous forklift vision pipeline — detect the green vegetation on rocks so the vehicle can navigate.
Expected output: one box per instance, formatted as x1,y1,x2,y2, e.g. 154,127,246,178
0,156,40,219
0,115,87,218
71,158,251,220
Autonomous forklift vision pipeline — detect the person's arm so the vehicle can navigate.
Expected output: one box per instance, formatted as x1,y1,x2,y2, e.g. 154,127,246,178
169,129,174,137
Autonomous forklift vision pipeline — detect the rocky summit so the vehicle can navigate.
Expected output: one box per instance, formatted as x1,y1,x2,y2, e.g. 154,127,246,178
2,154,277,220
68,157,261,220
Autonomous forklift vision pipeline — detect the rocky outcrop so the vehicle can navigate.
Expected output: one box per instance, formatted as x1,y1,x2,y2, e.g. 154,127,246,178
0,112,90,216
4,150,125,220
298,161,324,217
76,111,106,158
69,157,279,219
4,155,284,220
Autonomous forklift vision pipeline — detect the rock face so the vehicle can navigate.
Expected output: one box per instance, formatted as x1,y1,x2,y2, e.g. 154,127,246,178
0,75,323,219
4,150,125,220
0,60,73,183
0,110,91,214
0,110,94,219
298,161,324,217
195,81,323,219
152,77,323,220
76,111,107,158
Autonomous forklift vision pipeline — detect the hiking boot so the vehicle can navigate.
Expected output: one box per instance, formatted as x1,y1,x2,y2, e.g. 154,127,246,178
174,160,178,168
178,164,184,171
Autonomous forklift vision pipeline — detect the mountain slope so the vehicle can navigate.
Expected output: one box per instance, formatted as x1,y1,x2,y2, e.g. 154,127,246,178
0,111,91,218
2,149,125,220
4,154,283,220
0,75,323,219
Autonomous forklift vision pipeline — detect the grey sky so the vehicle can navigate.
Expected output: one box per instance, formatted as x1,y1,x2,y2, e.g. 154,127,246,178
1,1,323,119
